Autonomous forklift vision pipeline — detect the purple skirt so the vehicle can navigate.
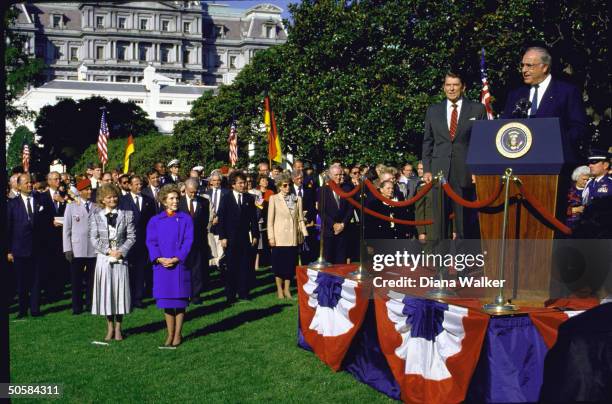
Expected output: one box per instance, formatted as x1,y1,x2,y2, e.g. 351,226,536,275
156,298,189,309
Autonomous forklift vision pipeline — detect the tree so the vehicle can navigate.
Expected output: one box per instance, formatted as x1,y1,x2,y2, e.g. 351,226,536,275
172,0,608,168
4,6,44,122
36,96,159,169
6,125,36,172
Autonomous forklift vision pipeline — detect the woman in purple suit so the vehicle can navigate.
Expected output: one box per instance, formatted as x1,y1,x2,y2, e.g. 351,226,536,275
146,184,194,348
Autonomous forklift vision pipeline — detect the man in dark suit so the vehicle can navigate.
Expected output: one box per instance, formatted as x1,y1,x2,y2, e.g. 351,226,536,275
217,171,259,303
142,169,162,213
422,71,487,240
502,46,588,161
164,159,181,184
119,175,156,307
320,164,355,264
38,171,68,301
205,172,230,270
290,169,318,264
179,179,210,304
7,174,54,317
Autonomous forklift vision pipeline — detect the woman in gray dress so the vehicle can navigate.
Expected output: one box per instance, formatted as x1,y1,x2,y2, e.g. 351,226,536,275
89,184,135,341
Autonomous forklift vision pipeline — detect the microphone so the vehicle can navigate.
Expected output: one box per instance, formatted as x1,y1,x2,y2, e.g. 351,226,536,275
512,98,532,118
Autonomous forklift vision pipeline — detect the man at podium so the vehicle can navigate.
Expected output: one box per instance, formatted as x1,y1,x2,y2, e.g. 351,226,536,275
422,71,487,239
501,46,588,159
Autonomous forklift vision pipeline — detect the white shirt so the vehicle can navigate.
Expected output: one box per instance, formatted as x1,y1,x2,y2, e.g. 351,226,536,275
446,98,463,130
293,184,303,197
186,196,197,211
20,193,34,213
529,74,551,110
130,192,141,209
232,190,242,206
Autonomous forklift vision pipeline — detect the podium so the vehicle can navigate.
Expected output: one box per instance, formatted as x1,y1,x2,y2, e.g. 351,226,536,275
466,118,569,301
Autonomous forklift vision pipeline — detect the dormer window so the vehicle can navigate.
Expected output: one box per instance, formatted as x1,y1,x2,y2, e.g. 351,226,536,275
52,15,62,29
213,25,225,39
264,24,276,39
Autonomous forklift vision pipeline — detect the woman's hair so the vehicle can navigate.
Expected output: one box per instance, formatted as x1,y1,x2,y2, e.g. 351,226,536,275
275,172,291,189
158,184,181,205
571,165,590,182
379,180,394,191
256,174,269,187
96,184,121,206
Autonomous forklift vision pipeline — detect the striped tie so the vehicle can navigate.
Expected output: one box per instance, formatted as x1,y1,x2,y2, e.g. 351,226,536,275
449,104,458,141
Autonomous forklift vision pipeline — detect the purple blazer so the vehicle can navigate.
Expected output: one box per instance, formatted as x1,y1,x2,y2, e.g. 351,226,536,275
146,211,194,300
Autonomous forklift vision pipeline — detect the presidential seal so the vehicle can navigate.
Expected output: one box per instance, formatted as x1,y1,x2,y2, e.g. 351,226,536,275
495,122,532,158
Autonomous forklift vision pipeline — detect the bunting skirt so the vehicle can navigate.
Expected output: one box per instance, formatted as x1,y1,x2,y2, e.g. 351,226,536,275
91,254,131,316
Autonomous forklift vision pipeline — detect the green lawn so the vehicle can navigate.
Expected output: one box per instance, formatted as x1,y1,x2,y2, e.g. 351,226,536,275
9,269,395,403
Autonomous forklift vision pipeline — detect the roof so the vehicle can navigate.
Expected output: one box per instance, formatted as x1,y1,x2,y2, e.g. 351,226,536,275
159,85,210,95
40,80,147,93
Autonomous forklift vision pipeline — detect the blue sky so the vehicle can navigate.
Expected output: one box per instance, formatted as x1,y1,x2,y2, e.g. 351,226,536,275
204,1,296,20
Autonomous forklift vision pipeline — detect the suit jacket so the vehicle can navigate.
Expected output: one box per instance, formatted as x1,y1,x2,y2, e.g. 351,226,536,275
118,193,156,251
7,193,54,257
320,184,354,236
422,98,487,188
290,184,317,224
502,77,588,161
63,199,99,257
141,185,162,213
267,193,308,246
178,195,209,246
217,191,260,248
39,188,67,217
88,209,136,258
206,187,230,234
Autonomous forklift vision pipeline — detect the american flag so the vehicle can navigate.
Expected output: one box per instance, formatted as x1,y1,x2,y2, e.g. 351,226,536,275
97,109,110,165
22,143,30,173
480,48,494,120
228,116,238,167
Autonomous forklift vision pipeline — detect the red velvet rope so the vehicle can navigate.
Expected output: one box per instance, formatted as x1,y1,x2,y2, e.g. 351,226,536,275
515,181,572,236
342,195,434,226
362,179,434,207
326,181,362,198
442,178,504,208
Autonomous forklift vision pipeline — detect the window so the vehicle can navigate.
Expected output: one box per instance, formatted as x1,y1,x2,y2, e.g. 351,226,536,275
118,17,126,29
117,43,127,61
93,75,108,81
52,15,62,28
96,16,104,28
187,100,195,105
160,100,173,105
183,49,191,64
161,20,170,32
116,76,131,83
96,45,104,60
140,19,148,30
265,25,275,39
138,44,148,61
128,98,144,104
160,45,170,63
53,44,63,60
213,25,224,38
183,21,191,33
70,47,78,61
55,96,72,101
229,55,237,69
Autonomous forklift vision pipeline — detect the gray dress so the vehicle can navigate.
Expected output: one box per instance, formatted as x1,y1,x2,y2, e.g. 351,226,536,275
89,209,135,315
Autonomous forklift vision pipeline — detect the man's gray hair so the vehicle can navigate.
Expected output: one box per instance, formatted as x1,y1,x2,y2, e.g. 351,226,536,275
526,46,552,67
291,169,303,179
571,165,590,182
185,178,199,189
209,171,222,181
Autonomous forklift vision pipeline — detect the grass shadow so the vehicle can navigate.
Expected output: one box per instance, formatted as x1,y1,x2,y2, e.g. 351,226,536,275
184,304,290,342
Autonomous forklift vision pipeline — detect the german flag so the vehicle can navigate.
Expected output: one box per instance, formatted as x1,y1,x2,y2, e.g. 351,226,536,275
264,96,282,163
123,135,135,173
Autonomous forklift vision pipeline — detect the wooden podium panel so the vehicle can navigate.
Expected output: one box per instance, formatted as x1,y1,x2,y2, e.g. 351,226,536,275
475,175,559,300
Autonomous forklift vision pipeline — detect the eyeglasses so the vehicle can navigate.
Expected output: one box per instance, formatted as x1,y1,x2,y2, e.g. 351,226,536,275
351,171,360,175
280,183,289,188
519,62,544,71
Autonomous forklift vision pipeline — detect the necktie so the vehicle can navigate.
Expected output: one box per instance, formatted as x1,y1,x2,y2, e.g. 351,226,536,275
213,189,218,212
530,84,539,117
189,198,195,216
449,103,458,141
299,187,303,198
53,191,60,212
26,197,33,221
238,193,242,208
134,195,140,211
85,201,90,213
333,190,340,207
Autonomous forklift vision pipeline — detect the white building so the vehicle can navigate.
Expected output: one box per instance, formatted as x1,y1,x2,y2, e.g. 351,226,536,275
12,65,215,133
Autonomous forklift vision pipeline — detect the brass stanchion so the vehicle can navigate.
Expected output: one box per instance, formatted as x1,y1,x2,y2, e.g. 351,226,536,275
483,168,518,312
309,178,331,270
426,172,457,299
350,176,367,280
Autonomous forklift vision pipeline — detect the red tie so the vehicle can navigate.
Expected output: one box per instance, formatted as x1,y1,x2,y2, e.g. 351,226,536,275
449,104,458,141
